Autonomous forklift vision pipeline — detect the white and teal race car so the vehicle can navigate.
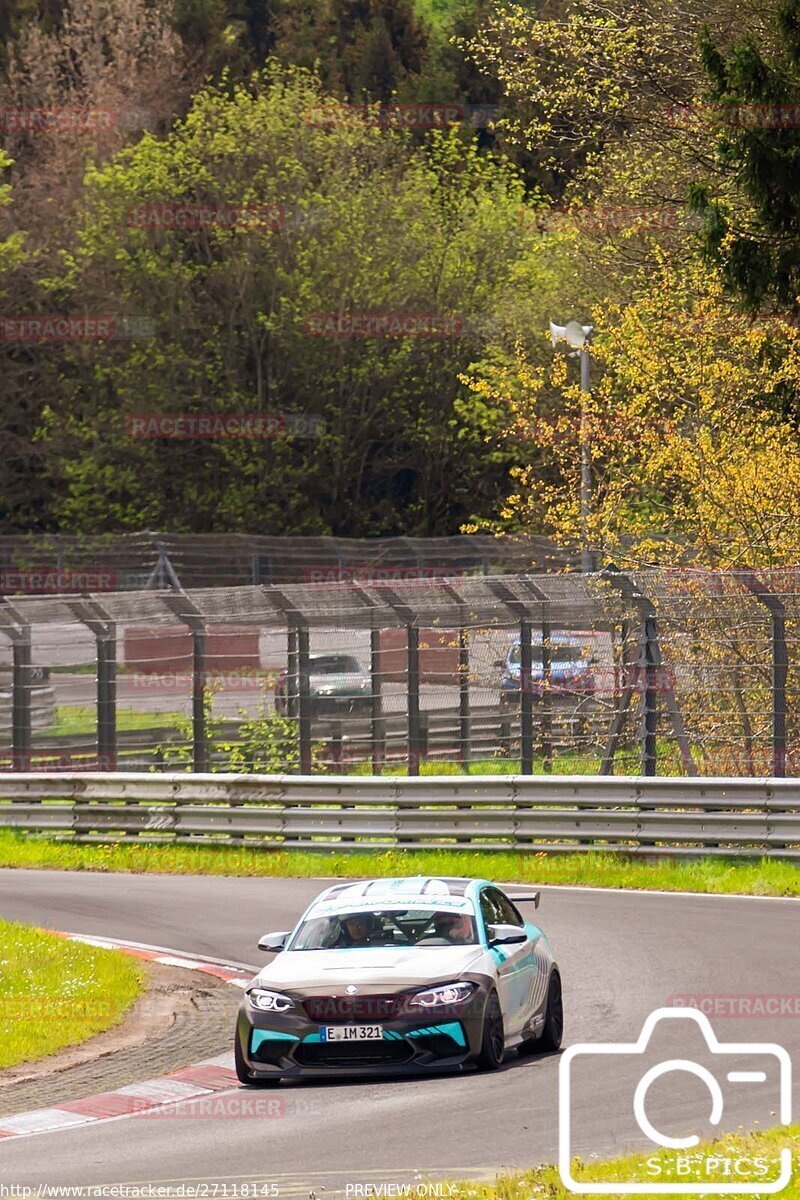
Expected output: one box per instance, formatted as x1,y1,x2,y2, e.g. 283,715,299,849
235,875,562,1084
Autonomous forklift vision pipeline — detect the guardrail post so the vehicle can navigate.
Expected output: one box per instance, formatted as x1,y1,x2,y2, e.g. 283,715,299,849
519,619,534,774
407,623,421,776
12,625,33,772
297,624,312,774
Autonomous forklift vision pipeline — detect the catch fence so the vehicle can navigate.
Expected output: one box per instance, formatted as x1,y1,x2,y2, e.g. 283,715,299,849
0,564,797,778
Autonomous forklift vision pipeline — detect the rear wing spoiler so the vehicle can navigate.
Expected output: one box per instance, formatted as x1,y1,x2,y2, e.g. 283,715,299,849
507,891,540,909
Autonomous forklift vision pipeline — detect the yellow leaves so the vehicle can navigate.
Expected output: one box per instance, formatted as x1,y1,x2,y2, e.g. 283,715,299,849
468,254,800,564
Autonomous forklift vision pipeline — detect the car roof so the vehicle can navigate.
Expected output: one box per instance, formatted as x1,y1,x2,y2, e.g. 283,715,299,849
316,876,476,901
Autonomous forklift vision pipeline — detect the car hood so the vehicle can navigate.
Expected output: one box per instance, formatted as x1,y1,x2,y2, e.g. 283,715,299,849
309,672,368,689
254,945,486,991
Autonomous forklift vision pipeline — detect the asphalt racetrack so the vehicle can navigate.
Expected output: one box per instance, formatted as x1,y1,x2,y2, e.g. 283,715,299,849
0,869,798,1193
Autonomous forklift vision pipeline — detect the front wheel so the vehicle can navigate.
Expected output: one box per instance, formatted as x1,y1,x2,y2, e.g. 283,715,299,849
520,971,563,1056
235,1036,282,1087
475,990,505,1071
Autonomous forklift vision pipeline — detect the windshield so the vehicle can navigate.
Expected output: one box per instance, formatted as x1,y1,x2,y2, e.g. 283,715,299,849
509,643,585,666
289,907,479,950
310,655,362,674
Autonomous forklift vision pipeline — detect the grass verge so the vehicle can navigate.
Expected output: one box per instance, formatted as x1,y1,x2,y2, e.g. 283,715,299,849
51,706,184,736
0,832,797,896
449,1122,799,1199
0,918,146,1069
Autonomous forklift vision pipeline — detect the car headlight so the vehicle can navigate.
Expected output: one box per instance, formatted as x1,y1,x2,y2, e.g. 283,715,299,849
248,988,295,1013
407,981,477,1009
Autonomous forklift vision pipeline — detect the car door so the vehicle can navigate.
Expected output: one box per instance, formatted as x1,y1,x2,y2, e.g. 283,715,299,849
479,886,534,1035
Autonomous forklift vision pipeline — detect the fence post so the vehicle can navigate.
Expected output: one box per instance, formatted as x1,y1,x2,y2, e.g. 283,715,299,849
458,626,470,772
287,628,298,719
12,625,32,772
740,574,787,777
297,624,312,775
642,616,658,777
96,629,117,771
68,600,119,771
407,623,421,776
540,619,553,773
162,592,209,772
0,601,33,772
519,619,534,775
192,625,208,772
370,622,383,775
330,721,343,773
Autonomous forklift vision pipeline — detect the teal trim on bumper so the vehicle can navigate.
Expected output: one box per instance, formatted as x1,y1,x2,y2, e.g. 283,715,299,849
407,1022,466,1047
251,1029,299,1053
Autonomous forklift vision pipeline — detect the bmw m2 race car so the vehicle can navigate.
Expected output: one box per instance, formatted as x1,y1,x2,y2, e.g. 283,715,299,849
234,875,562,1084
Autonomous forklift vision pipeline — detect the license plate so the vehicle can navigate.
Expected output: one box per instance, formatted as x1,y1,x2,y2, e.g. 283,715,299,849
320,1025,383,1042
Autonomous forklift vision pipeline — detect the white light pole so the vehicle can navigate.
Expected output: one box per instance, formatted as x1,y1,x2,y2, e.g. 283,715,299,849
549,319,594,573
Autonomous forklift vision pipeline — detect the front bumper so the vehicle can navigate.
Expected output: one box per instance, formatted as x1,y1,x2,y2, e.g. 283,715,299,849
310,695,371,715
236,987,490,1078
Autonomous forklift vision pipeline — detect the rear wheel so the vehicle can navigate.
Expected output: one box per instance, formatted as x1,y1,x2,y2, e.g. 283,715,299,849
476,990,505,1071
235,1036,282,1087
519,971,563,1056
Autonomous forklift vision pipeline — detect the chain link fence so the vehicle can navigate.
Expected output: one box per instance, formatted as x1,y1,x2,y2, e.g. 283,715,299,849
0,563,795,777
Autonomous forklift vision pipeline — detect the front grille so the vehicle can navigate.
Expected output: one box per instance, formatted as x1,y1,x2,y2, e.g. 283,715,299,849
295,1040,412,1067
303,994,404,1022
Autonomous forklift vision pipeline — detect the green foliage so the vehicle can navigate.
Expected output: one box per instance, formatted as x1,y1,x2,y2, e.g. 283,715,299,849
693,0,800,313
222,707,303,773
154,687,224,771
37,64,534,535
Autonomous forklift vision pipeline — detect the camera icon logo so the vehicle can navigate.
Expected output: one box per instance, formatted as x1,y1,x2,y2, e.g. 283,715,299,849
558,1007,792,1194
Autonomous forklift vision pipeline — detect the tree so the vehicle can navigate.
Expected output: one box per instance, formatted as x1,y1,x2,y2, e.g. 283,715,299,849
36,66,538,535
461,256,800,566
692,0,800,314
269,0,429,103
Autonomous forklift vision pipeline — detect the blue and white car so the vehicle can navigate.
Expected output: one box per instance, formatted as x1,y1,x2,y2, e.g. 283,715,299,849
498,634,596,706
235,876,562,1084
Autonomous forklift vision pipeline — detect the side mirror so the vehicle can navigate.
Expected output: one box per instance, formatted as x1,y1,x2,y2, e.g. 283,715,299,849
257,931,289,953
487,923,528,946
493,659,505,668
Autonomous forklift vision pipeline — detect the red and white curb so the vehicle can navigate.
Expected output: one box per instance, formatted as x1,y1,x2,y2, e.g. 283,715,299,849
0,932,257,1141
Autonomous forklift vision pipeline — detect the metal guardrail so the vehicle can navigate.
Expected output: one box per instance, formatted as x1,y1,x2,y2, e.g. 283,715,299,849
0,773,798,858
